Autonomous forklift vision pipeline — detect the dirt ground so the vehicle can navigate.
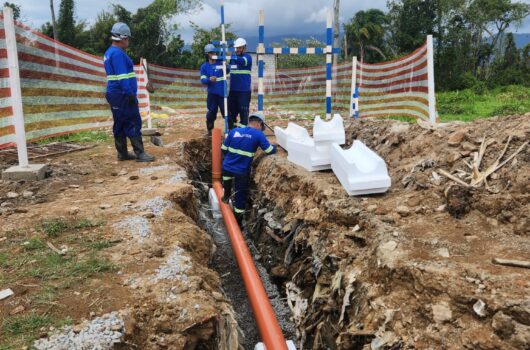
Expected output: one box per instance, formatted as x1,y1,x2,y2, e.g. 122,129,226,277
1,113,529,349
250,114,529,349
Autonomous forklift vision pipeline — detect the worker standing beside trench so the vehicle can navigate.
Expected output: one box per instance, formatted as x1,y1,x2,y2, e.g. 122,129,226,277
104,22,155,162
221,112,276,225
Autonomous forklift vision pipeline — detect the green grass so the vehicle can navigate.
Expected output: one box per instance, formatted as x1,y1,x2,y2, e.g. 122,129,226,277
37,217,103,237
33,130,110,145
1,312,72,349
89,240,113,251
437,85,530,122
37,218,69,237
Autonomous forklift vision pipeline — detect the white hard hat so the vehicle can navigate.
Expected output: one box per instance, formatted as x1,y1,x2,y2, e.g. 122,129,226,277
234,38,247,48
111,22,132,41
249,112,265,123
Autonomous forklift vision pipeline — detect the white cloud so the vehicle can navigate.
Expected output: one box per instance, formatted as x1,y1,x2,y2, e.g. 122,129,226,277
304,6,330,24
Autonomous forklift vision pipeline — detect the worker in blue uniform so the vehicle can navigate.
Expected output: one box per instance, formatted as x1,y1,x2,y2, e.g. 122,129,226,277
221,112,276,225
227,37,252,130
104,22,154,162
200,44,228,136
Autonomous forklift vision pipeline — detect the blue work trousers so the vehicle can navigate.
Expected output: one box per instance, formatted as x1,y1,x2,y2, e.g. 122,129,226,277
106,93,142,138
228,91,251,128
206,93,225,122
222,169,250,214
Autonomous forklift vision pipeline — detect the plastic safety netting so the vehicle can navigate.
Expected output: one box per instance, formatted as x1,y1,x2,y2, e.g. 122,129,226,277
0,15,434,149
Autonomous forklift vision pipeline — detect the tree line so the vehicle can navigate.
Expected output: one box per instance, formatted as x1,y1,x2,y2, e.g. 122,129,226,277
343,0,530,90
6,0,530,91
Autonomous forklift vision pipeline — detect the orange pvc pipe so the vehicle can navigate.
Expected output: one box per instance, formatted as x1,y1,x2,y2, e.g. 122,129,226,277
211,128,289,350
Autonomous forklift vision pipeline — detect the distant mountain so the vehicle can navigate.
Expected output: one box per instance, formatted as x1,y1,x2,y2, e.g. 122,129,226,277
514,33,530,48
184,32,529,51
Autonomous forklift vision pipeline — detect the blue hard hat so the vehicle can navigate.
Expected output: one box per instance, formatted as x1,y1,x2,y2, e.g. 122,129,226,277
204,43,216,53
111,22,132,40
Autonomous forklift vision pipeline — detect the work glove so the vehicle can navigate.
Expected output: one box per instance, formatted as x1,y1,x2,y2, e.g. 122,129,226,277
126,95,137,106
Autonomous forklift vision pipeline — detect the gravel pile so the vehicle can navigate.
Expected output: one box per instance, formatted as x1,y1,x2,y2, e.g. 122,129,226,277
167,171,188,184
139,165,176,175
155,246,191,281
138,196,173,217
113,216,150,238
34,312,124,350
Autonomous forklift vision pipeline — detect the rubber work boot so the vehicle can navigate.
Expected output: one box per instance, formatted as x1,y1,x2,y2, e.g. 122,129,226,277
234,212,244,227
130,136,155,162
114,136,136,161
205,120,214,137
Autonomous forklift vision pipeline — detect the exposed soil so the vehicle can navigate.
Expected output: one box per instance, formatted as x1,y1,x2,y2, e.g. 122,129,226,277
1,114,529,349
248,114,530,349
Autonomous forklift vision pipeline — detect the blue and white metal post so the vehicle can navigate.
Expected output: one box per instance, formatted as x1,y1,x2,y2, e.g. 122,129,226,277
325,10,333,119
257,10,265,114
350,56,359,119
220,0,229,134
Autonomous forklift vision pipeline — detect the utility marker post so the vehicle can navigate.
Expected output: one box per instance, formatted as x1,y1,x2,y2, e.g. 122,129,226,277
257,10,340,119
1,6,48,181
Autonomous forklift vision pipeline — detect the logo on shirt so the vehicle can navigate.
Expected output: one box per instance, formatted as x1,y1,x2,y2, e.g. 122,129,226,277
233,131,252,139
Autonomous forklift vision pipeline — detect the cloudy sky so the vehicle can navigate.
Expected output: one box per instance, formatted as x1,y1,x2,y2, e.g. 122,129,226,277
10,0,530,43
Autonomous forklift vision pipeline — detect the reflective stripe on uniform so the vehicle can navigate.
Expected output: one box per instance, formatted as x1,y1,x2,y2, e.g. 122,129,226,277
227,146,254,157
242,57,248,66
264,145,274,153
222,176,234,180
230,70,251,74
221,144,228,150
234,207,245,213
200,75,207,79
107,72,136,81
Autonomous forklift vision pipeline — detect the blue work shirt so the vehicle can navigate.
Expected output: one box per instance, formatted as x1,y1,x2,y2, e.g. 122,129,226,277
221,127,276,175
229,53,252,92
200,61,227,97
104,46,137,96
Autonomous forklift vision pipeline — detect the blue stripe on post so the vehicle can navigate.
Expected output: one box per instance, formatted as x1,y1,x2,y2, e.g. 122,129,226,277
355,111,359,119
326,28,332,45
265,48,273,54
326,63,332,80
298,47,306,54
259,25,264,43
212,40,234,45
258,94,263,112
326,97,331,115
221,6,225,24
258,60,264,77
281,47,289,54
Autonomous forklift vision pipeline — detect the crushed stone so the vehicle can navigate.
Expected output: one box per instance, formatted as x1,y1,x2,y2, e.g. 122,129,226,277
166,171,188,184
33,312,124,350
154,246,191,282
113,216,150,238
138,196,173,217
139,165,176,175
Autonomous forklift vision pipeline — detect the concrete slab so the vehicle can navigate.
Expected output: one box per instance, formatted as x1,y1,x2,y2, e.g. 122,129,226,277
2,163,48,181
141,128,160,136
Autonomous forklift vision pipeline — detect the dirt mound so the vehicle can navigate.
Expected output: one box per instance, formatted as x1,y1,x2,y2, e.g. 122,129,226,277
249,115,529,349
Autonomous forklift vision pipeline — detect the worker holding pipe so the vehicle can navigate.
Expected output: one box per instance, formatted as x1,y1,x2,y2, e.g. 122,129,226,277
221,112,276,225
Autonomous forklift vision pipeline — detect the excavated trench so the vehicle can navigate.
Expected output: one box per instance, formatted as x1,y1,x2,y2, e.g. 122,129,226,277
175,115,530,350
177,138,296,350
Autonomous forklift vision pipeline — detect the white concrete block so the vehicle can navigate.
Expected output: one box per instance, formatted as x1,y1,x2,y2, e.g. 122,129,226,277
313,114,345,144
274,122,308,150
286,134,333,172
331,141,391,195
